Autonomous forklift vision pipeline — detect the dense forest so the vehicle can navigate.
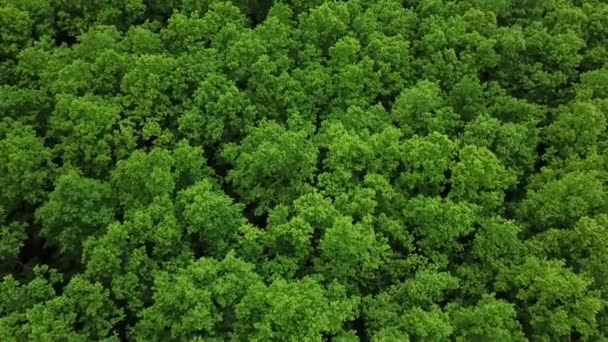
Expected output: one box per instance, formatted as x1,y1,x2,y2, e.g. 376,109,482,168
1,0,608,340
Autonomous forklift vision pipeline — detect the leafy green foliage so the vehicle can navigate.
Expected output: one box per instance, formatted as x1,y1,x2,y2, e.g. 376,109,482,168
23,276,123,341
448,294,526,341
178,180,245,257
36,170,114,258
1,0,608,340
222,121,317,214
48,95,123,177
316,216,389,289
135,252,262,341
110,149,175,211
234,277,359,341
0,122,52,211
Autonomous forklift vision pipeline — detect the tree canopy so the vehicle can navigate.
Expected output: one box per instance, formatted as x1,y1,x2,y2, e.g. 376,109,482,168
2,0,608,340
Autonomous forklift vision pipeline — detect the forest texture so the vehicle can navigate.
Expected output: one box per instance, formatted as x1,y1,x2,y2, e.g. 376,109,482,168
1,0,608,340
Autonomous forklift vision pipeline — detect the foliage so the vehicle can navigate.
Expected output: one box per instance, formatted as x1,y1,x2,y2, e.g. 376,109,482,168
1,0,607,340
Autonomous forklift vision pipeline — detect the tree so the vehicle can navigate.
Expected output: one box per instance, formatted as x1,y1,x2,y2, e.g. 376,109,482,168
0,86,53,129
35,170,114,260
352,0,417,42
0,122,52,212
364,269,459,340
448,294,526,341
544,101,606,161
22,276,123,341
518,170,608,231
497,257,605,341
120,54,183,137
221,121,317,214
392,80,460,137
0,266,60,339
233,277,359,341
83,195,189,314
0,211,27,268
236,192,341,280
449,75,485,122
462,114,539,177
178,73,254,146
527,215,608,336
449,144,517,211
404,196,478,265
121,25,162,55
298,1,351,58
135,252,262,341
399,132,457,197
48,95,123,177
471,217,525,272
177,180,245,257
316,216,389,290
171,139,215,191
328,36,382,109
454,216,526,300
110,148,175,211
0,5,33,61
317,122,374,197
256,205,315,280
172,1,247,52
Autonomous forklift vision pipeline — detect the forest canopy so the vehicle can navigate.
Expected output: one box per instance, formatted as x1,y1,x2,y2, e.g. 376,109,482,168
1,0,608,340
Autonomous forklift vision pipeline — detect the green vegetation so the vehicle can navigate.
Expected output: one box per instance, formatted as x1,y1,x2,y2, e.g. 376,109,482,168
1,0,608,340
